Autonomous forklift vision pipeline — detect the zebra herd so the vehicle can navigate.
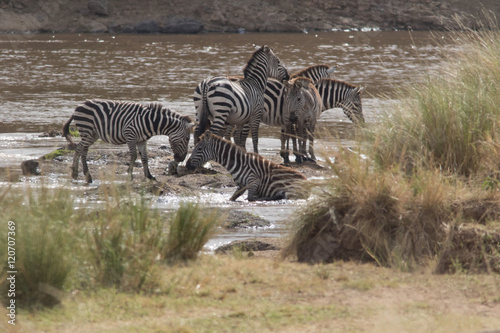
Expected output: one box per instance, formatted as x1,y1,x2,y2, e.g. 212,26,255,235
63,45,364,201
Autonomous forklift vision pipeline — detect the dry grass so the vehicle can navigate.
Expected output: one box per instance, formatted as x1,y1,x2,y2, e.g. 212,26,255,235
4,255,499,333
284,18,500,272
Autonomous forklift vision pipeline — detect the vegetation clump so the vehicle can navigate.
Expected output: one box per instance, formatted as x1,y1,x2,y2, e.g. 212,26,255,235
0,185,220,309
284,23,500,272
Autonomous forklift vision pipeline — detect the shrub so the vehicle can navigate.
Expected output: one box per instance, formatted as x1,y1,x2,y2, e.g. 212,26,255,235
282,147,448,270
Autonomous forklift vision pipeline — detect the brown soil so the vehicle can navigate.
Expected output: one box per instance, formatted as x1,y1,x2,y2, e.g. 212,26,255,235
1,0,500,33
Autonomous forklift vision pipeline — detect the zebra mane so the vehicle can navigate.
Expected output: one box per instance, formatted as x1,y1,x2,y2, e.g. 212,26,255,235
290,76,313,88
147,102,194,123
242,45,270,79
316,78,361,92
203,132,269,163
290,64,331,78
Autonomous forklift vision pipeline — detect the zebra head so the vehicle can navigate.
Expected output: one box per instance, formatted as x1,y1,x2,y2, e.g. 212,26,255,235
341,86,364,124
159,107,194,162
252,45,289,82
282,79,306,124
185,132,216,171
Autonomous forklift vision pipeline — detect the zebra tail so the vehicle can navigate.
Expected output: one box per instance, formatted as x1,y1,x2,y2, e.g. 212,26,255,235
196,83,211,141
62,115,76,150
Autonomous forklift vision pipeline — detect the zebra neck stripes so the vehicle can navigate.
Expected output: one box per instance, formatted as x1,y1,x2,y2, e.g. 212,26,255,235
314,78,364,124
290,64,335,83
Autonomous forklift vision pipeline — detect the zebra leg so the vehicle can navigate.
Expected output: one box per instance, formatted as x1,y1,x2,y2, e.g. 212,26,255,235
299,122,309,162
235,124,250,150
71,143,82,180
245,180,262,202
137,141,156,180
291,124,303,164
77,134,98,183
127,141,138,180
230,185,248,201
307,127,316,162
81,145,93,184
250,120,260,154
280,127,290,164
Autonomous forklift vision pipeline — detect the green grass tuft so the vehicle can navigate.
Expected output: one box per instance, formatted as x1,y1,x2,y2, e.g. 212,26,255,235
163,202,221,264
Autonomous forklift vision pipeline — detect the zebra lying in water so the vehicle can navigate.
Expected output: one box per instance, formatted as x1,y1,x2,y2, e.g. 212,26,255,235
186,132,309,202
63,100,194,183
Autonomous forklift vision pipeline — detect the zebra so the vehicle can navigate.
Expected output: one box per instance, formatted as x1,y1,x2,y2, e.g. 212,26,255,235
186,132,309,202
283,78,365,163
282,77,323,164
290,64,336,83
193,45,289,154
315,78,364,124
220,77,307,162
63,100,194,183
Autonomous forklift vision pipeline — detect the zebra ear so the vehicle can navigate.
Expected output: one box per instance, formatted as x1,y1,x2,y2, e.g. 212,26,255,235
327,66,337,75
356,86,364,95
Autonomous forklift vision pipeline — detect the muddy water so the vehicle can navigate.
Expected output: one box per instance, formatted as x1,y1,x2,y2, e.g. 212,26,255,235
0,31,453,248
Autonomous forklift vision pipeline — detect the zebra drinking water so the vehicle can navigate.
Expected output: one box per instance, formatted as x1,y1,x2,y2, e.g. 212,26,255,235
63,100,194,183
315,78,364,124
193,45,289,154
295,78,364,162
186,132,309,202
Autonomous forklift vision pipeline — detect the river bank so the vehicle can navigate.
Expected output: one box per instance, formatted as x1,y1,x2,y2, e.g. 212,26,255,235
1,0,499,34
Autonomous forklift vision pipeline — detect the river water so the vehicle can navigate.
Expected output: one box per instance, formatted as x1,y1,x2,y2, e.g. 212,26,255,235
0,31,454,249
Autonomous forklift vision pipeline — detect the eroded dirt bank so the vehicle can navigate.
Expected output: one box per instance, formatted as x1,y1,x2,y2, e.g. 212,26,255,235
1,0,500,34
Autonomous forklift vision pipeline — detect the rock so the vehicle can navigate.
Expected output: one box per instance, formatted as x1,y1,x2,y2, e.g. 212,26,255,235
134,20,159,33
215,239,278,254
223,211,272,228
21,159,40,176
162,16,203,34
39,129,62,137
88,0,108,16
87,20,107,33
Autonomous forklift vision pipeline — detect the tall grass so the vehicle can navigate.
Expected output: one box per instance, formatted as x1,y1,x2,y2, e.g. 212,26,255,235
0,187,76,308
0,184,220,308
85,189,168,291
284,19,500,271
164,202,221,264
373,24,500,177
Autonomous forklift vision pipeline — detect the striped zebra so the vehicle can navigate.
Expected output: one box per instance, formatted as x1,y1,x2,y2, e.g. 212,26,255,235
290,64,336,82
186,132,309,202
193,45,289,154
315,78,364,123
283,77,323,164
293,78,364,162
228,78,306,158
63,100,194,183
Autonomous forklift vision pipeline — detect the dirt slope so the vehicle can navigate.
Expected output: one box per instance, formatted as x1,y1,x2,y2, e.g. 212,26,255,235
1,0,499,33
